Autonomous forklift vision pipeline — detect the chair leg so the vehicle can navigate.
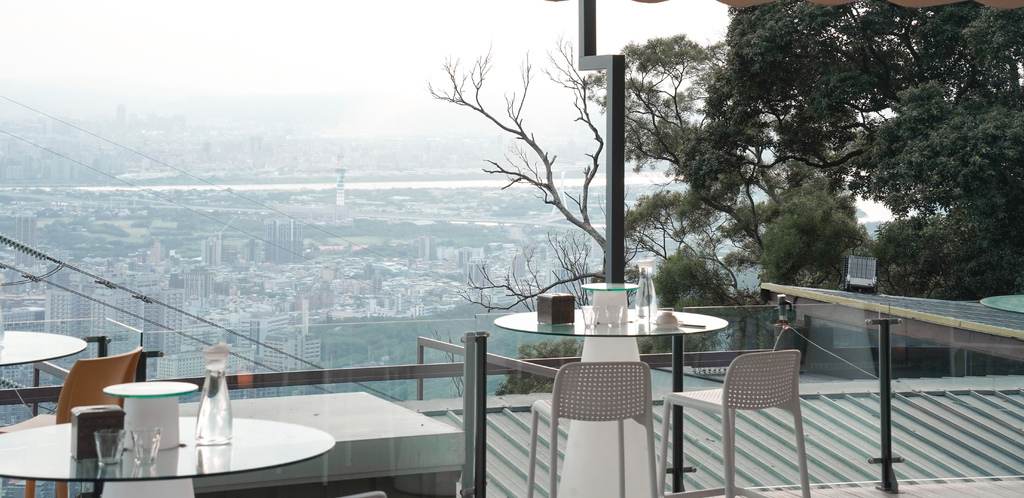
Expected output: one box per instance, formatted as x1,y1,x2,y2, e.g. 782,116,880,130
658,401,672,496
617,420,626,498
723,408,736,498
549,417,559,498
527,410,540,498
792,408,811,498
645,416,659,498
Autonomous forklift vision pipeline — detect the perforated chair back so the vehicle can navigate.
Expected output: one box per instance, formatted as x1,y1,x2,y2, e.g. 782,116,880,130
550,361,651,423
527,361,658,498
722,349,801,412
659,349,810,498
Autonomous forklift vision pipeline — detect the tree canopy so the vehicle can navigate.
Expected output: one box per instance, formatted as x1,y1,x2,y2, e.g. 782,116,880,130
626,0,1024,301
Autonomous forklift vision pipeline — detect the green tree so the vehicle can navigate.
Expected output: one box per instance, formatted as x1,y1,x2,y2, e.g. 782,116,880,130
495,338,582,395
692,0,1024,299
759,178,868,288
620,33,868,304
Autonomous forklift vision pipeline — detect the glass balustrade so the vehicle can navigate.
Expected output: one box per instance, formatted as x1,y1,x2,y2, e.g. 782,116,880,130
4,300,1024,497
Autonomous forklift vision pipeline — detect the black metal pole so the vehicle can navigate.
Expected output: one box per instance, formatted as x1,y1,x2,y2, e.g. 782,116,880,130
461,332,489,498
577,0,625,284
461,333,477,498
671,336,685,491
84,335,109,357
867,318,901,494
474,332,488,498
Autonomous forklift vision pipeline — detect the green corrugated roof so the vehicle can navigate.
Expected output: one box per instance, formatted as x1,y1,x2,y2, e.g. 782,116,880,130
425,377,1024,497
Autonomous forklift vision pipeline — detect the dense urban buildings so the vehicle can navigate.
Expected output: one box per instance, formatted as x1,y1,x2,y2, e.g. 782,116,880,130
0,106,601,383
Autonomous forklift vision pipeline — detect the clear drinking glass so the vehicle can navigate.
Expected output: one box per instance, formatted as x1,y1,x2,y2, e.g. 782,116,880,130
131,427,162,465
581,306,596,328
94,428,125,466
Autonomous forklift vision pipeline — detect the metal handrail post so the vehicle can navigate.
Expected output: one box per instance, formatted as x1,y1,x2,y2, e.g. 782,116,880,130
672,335,683,490
417,342,425,401
670,335,699,491
84,335,110,357
461,331,488,498
32,367,40,416
867,317,903,494
136,350,163,382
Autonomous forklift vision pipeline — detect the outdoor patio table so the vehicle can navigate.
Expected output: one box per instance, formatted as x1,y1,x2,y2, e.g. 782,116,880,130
0,417,335,497
0,331,87,366
493,309,728,497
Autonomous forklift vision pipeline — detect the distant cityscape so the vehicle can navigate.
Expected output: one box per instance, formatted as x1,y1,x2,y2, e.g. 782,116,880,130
0,105,609,385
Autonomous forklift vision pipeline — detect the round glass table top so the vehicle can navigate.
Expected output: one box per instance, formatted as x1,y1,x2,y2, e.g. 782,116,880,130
581,283,639,292
493,310,729,337
0,418,335,482
981,295,1024,314
104,381,199,399
0,331,88,366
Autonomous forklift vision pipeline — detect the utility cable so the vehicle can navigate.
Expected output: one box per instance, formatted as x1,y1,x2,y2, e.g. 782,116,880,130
0,263,64,286
0,125,466,326
774,321,879,380
0,94,466,292
0,240,402,401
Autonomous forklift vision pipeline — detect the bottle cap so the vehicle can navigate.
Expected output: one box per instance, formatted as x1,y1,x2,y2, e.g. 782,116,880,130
203,341,230,370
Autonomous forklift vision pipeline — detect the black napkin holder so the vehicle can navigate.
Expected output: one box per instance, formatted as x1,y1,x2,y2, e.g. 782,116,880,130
70,405,125,460
538,293,575,324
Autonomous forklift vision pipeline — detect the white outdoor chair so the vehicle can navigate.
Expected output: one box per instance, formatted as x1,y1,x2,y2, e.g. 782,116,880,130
658,349,810,498
526,361,659,498
337,492,386,498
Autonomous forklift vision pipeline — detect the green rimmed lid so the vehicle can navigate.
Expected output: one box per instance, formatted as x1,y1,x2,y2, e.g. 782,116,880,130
980,295,1024,314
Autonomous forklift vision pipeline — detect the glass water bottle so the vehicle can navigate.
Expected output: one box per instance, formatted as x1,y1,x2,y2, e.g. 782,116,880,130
196,341,232,445
635,259,658,321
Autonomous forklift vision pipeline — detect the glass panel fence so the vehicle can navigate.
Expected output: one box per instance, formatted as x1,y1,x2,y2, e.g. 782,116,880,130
466,301,1024,497
11,297,1022,497
0,315,472,497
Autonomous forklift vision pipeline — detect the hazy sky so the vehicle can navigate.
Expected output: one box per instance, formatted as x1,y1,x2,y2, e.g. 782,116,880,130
0,1,730,137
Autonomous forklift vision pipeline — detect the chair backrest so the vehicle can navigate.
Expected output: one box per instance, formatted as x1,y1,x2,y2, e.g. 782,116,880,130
54,347,144,424
550,361,652,423
723,349,801,412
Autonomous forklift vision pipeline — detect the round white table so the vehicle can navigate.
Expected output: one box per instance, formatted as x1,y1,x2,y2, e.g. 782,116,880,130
0,331,87,366
0,418,335,497
494,309,729,498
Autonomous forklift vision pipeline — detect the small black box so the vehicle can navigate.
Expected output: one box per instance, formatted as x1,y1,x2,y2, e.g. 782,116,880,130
538,293,575,324
70,405,125,460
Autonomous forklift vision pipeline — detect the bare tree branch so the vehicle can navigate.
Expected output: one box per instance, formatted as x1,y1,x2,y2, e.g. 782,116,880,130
432,42,609,310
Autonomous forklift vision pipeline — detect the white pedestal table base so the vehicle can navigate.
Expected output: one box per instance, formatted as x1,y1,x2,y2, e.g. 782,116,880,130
556,336,655,498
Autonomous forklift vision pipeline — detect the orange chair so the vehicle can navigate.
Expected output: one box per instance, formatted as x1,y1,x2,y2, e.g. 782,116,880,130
0,346,143,498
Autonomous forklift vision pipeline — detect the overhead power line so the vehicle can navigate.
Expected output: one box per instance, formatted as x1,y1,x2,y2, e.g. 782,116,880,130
0,234,405,402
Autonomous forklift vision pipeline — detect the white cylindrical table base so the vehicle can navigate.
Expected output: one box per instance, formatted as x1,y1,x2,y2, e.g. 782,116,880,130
103,479,194,498
556,336,654,498
123,397,181,450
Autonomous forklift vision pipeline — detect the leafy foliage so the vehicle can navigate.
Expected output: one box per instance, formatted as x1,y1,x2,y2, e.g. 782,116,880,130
621,32,869,303
704,0,1024,299
494,337,582,395
623,1,1024,301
